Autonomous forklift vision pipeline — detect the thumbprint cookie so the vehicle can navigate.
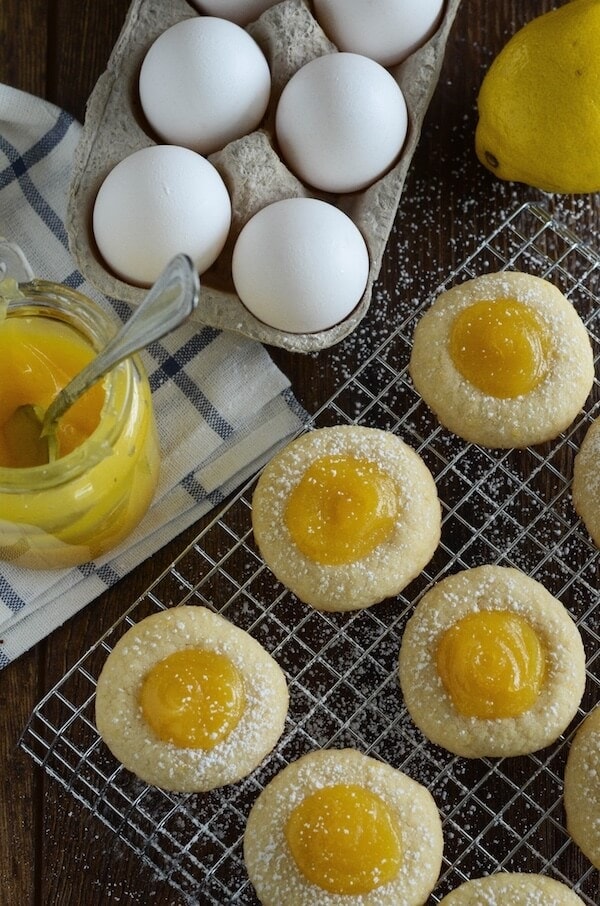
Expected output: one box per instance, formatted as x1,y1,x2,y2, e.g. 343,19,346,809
95,606,288,791
573,415,600,549
564,705,600,869
438,872,586,904
243,748,443,906
251,425,441,611
409,271,593,448
398,565,586,758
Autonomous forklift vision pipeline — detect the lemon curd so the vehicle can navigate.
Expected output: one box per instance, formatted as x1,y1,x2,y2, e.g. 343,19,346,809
436,609,546,719
139,648,246,748
0,314,105,466
449,298,551,398
284,454,398,565
285,783,402,895
0,281,160,568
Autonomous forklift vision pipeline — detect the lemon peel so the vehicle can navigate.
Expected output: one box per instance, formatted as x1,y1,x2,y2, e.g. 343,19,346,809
475,0,600,193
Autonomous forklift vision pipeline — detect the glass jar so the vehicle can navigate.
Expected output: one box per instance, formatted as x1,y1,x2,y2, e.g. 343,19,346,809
0,279,160,569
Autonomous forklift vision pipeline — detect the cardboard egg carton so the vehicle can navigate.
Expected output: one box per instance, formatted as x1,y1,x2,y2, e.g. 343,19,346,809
67,0,462,352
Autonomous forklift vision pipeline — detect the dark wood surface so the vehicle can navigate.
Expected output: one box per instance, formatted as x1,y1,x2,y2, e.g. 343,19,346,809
0,2,598,904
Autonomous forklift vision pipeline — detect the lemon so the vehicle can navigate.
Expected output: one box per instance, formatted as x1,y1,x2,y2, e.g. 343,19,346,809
475,0,600,193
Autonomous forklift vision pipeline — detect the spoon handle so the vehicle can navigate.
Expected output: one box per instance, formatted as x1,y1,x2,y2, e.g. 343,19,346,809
42,254,199,433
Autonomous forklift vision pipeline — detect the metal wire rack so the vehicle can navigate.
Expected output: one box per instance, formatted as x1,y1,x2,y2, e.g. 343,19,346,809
20,202,600,904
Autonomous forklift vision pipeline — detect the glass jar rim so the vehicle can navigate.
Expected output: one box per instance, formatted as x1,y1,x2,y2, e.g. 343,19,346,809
0,279,141,490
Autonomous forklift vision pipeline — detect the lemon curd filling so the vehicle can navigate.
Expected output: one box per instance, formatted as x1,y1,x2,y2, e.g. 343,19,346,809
139,648,246,749
449,298,551,398
0,315,104,466
0,283,161,569
285,783,403,894
436,610,547,719
284,454,398,565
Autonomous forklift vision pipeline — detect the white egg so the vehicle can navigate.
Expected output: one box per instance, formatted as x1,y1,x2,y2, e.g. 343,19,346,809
187,1,280,26
313,0,445,67
139,17,271,155
275,53,408,194
92,145,231,286
232,198,370,334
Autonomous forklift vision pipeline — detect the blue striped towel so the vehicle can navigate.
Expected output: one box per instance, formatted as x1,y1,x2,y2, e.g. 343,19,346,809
0,85,307,668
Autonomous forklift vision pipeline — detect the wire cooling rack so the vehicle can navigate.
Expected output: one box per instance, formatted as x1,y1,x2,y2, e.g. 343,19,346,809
20,202,600,905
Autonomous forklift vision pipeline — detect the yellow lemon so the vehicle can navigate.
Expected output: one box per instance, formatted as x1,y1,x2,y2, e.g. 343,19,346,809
475,0,600,193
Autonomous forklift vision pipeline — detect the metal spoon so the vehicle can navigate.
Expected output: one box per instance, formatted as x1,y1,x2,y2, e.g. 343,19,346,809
6,254,199,466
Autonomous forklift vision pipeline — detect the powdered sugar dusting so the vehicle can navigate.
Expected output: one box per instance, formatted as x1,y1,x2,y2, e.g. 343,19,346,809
95,606,289,793
252,425,441,611
244,748,444,906
399,565,587,759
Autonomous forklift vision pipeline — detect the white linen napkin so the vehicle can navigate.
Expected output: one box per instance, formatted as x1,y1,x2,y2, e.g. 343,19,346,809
0,84,307,667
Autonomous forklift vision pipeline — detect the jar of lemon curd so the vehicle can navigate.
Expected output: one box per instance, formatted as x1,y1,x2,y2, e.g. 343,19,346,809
0,279,160,569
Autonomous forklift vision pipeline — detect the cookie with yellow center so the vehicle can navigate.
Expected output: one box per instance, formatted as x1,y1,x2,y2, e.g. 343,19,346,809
398,565,586,758
95,606,288,791
251,425,441,611
409,271,594,448
564,705,600,869
438,872,586,904
243,748,443,906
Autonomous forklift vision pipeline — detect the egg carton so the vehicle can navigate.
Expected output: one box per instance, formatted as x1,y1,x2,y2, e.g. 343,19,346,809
67,0,462,352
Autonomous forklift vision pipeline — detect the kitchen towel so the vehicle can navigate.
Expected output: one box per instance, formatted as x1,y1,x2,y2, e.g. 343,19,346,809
0,84,307,667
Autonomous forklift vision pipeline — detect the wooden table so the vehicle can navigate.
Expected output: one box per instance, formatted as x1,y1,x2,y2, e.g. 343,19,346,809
1,2,599,904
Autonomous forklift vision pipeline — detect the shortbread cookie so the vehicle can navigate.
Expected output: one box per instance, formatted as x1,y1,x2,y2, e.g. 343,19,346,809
251,425,441,611
564,705,600,869
409,271,594,448
244,748,443,905
95,606,288,791
438,872,586,904
398,565,586,758
573,416,600,548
